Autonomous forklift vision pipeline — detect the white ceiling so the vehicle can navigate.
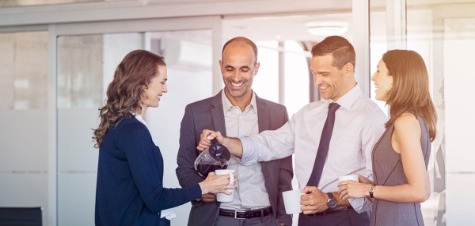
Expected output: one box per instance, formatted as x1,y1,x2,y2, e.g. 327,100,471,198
221,0,475,44
222,12,353,43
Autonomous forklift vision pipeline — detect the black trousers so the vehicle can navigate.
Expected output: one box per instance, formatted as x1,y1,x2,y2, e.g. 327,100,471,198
298,208,370,226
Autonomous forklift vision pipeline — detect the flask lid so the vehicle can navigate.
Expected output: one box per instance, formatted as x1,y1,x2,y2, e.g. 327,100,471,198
209,139,231,161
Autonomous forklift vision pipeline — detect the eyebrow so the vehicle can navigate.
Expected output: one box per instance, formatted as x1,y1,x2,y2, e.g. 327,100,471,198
225,64,252,69
311,69,329,73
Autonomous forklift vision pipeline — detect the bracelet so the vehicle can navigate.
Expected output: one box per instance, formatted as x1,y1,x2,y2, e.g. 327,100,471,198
369,185,376,198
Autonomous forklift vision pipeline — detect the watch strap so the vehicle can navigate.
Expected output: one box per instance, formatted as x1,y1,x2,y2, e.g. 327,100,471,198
369,185,376,198
326,192,337,209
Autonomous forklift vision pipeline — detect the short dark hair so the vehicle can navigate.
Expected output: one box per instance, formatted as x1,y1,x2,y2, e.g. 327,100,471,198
311,36,355,69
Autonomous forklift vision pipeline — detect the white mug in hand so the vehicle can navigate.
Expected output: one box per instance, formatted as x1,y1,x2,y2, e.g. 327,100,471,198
338,174,358,183
282,189,302,214
215,169,235,202
338,174,359,202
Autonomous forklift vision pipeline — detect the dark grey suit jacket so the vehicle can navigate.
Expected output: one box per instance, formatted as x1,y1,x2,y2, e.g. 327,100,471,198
176,91,293,226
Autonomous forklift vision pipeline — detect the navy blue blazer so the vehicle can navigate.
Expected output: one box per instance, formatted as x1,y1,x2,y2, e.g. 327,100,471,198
95,116,201,226
176,91,293,226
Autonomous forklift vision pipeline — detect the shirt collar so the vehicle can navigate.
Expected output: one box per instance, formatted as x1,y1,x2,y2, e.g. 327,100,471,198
132,113,148,128
221,90,257,113
329,83,362,110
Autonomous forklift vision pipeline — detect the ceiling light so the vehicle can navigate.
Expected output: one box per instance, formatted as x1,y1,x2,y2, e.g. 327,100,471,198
306,21,348,37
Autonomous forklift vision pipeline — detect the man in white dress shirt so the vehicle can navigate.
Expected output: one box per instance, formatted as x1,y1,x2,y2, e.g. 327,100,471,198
197,36,387,226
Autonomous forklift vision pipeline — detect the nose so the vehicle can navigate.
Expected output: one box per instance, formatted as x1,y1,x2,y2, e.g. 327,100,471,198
163,84,168,93
313,73,323,86
371,73,376,81
231,71,241,81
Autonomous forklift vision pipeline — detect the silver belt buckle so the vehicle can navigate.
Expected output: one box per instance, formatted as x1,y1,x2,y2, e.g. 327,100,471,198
234,210,247,219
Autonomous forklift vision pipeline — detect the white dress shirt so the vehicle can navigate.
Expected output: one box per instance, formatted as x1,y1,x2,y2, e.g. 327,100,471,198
240,84,386,213
220,91,271,210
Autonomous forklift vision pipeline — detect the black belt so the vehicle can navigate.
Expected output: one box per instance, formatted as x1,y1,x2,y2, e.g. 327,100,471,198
219,207,272,219
309,206,353,216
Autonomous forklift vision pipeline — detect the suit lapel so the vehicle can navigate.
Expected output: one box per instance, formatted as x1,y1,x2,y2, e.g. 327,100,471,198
256,95,270,172
256,95,269,133
210,91,227,137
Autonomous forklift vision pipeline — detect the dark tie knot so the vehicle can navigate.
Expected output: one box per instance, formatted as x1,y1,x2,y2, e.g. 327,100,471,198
328,102,340,114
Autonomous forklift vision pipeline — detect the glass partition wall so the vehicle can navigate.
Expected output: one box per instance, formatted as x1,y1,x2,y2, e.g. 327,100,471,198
411,2,475,226
369,1,448,225
0,31,49,226
369,1,475,225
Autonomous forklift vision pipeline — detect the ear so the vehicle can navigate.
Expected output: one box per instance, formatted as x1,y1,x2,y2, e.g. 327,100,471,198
219,60,224,72
253,62,260,76
343,62,354,76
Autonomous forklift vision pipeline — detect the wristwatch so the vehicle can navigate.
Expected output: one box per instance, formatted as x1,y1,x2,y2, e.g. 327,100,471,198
369,185,376,198
327,192,337,209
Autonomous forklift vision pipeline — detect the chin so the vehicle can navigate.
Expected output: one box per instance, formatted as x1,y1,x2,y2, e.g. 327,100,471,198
230,91,245,98
375,95,385,101
319,93,330,100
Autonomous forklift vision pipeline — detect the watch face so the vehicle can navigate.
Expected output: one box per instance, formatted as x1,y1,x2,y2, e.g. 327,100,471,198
328,198,337,209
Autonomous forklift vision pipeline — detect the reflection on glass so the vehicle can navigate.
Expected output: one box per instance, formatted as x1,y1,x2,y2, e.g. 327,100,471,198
58,35,103,108
0,32,48,110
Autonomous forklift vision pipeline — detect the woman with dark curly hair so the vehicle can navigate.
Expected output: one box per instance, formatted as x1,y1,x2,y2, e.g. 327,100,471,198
93,49,233,226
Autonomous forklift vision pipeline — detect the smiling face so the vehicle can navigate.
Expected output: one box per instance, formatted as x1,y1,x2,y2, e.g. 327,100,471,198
141,65,168,111
219,41,259,105
371,59,393,101
310,54,355,101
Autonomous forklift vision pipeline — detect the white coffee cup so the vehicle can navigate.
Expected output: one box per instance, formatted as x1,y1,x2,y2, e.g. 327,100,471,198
338,174,359,203
215,169,235,202
282,189,302,214
338,174,359,183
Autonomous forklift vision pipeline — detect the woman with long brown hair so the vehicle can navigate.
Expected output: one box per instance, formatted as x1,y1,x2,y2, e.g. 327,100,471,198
338,49,437,226
93,49,232,226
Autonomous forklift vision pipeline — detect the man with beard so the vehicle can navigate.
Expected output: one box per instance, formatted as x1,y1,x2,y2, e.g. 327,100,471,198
176,36,293,226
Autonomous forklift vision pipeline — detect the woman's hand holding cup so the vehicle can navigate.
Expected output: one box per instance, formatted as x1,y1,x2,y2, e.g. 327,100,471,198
199,171,236,195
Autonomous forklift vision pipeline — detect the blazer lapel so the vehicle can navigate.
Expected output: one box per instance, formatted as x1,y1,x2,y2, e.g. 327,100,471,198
210,91,227,137
256,95,270,171
256,95,270,133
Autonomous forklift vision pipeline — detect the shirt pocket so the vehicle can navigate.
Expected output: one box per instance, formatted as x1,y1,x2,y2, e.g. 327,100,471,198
331,133,361,163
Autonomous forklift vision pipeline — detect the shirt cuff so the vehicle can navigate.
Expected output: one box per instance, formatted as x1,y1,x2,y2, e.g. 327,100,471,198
239,136,258,165
348,197,372,213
